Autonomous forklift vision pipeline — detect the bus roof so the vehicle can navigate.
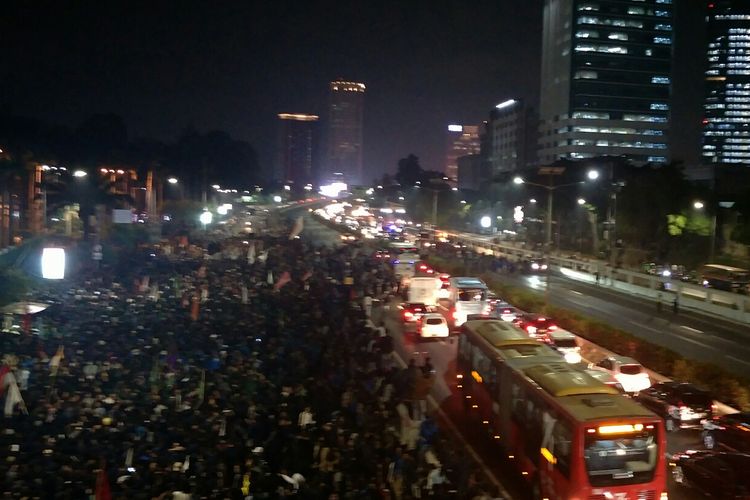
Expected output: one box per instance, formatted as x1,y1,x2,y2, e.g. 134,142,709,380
450,277,487,288
560,392,657,422
473,320,531,345
523,363,620,397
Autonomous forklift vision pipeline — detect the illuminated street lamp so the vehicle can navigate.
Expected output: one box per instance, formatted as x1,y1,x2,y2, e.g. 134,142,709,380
284,185,291,191
529,198,537,204
693,201,705,210
577,198,586,205
73,169,87,178
167,177,178,184
273,195,282,203
587,170,600,180
513,176,524,185
480,216,492,229
212,184,220,190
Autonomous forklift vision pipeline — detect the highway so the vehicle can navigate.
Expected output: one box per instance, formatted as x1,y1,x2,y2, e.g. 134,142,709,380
289,208,706,500
502,271,750,381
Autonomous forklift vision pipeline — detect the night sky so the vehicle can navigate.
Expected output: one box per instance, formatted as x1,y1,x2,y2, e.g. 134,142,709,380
2,1,704,180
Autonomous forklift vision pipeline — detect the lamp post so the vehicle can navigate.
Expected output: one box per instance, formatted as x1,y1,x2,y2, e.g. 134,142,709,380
513,169,595,252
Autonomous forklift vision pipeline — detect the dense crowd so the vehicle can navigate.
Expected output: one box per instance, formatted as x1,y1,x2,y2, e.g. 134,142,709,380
0,231,496,499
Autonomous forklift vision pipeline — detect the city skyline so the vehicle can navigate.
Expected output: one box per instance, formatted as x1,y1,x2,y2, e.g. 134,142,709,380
1,2,709,183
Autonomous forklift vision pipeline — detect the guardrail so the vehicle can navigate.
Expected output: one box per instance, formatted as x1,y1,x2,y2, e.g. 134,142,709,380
437,230,750,325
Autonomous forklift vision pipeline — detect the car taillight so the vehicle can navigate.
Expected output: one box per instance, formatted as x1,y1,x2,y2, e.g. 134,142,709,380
452,311,459,320
404,311,413,320
503,309,511,314
548,324,557,331
526,325,537,335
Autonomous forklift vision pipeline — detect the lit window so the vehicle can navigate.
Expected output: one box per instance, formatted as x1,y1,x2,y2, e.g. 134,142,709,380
627,7,645,14
650,103,669,111
648,156,667,162
609,32,628,41
578,3,599,11
655,24,672,31
651,76,670,84
574,70,599,79
645,49,653,56
575,44,596,52
576,30,600,38
656,0,672,3
655,10,670,17
572,111,610,119
654,37,672,45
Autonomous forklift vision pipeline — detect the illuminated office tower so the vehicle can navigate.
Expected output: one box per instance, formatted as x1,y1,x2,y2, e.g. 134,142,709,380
703,1,750,165
538,0,673,165
277,113,319,186
326,80,365,185
445,124,481,185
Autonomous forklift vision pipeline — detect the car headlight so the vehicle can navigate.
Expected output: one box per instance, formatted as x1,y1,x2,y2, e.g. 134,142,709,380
531,263,540,270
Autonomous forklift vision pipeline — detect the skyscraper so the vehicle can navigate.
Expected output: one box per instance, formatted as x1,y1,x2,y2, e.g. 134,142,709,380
326,80,365,185
538,0,673,165
277,113,318,186
703,0,750,165
445,124,481,185
487,99,539,176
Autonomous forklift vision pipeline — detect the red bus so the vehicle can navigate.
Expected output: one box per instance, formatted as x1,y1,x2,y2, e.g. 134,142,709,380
457,319,668,500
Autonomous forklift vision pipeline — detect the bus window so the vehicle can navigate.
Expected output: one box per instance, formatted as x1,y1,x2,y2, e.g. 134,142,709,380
552,420,572,478
584,429,658,486
459,288,487,302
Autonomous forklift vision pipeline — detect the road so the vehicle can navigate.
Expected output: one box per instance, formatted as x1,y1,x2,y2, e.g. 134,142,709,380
289,210,706,500
501,271,750,380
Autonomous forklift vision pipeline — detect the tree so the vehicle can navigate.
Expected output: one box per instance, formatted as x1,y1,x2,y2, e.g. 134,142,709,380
395,154,424,188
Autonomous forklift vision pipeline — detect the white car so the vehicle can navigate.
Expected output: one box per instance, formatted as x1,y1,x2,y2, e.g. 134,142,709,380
547,330,582,364
418,313,450,338
590,355,651,393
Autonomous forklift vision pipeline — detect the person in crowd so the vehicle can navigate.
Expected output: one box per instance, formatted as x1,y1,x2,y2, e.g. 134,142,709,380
0,229,476,498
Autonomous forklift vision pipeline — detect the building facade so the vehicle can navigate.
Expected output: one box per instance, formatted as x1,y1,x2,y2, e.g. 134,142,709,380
538,0,673,165
326,80,365,185
277,113,319,186
457,154,483,191
703,0,750,165
445,124,481,185
487,99,539,176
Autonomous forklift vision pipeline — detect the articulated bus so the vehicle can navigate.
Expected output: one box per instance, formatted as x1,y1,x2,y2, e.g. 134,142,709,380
457,320,668,500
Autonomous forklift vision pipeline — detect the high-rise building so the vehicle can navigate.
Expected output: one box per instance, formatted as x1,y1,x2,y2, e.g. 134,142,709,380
277,113,319,186
326,80,365,185
538,0,673,166
703,0,750,165
487,99,539,176
445,124,481,185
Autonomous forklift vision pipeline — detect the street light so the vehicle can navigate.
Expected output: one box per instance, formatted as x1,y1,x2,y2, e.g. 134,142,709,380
480,216,492,229
577,198,586,205
199,210,213,226
73,169,87,178
529,198,537,204
273,195,282,203
167,177,178,184
693,200,717,262
513,171,594,251
587,170,600,180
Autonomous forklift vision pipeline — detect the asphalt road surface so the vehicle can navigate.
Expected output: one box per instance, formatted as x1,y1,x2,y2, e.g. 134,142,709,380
501,271,750,381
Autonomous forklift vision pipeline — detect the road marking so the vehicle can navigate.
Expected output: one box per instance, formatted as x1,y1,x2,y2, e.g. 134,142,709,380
569,290,583,296
390,350,510,499
680,336,712,349
629,321,664,334
726,355,750,366
680,325,704,334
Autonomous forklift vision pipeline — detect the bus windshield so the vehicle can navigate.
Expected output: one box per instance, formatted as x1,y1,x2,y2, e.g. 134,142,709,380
458,288,487,302
584,429,658,487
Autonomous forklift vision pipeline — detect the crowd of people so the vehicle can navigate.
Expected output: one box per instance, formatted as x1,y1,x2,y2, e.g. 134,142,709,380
0,225,496,499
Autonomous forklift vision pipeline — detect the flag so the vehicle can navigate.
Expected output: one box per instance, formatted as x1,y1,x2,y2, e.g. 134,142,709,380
4,373,26,417
197,370,206,407
0,365,10,396
289,216,304,240
274,271,291,291
95,462,112,500
49,345,64,376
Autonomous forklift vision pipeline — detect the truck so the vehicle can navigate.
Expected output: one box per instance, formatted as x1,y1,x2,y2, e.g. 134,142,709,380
393,252,421,285
408,276,442,306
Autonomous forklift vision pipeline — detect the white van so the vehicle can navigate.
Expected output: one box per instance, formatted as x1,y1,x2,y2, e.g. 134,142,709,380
408,277,442,306
393,252,420,285
447,277,489,326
